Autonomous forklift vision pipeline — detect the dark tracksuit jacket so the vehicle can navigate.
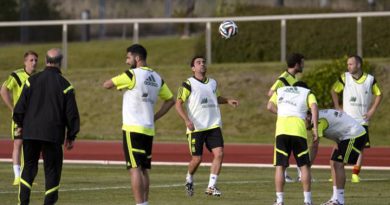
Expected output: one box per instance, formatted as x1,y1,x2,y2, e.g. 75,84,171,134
13,66,80,205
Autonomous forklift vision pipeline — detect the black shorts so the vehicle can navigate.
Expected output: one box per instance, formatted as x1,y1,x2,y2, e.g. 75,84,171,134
187,127,224,156
12,120,22,140
362,125,370,148
274,134,310,167
122,131,153,169
331,133,366,164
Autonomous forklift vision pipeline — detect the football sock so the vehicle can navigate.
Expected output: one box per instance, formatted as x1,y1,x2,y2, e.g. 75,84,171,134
352,165,361,175
297,167,302,178
186,172,193,183
13,165,20,178
331,186,337,201
303,191,312,203
337,189,345,204
276,192,284,203
208,174,218,188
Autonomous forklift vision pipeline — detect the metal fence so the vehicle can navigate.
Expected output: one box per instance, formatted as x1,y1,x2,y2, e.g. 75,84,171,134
1,11,390,68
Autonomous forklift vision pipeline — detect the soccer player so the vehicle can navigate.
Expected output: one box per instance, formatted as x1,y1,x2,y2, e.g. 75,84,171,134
0,50,38,185
103,44,175,205
175,56,239,197
308,109,367,205
268,53,305,182
267,81,318,205
330,55,382,183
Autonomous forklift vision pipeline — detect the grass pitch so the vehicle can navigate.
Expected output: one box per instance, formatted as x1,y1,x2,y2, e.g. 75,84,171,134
1,162,390,205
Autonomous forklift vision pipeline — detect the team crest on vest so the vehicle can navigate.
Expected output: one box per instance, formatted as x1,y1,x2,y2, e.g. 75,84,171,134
144,75,158,87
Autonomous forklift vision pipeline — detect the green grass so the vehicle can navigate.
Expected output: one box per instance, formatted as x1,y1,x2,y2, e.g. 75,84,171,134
0,162,390,205
0,37,389,145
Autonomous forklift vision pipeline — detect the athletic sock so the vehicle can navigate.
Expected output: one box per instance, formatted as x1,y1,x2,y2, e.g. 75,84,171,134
303,191,312,203
337,189,345,204
352,165,361,175
207,174,218,188
13,165,20,178
331,186,337,201
276,192,284,203
186,172,193,183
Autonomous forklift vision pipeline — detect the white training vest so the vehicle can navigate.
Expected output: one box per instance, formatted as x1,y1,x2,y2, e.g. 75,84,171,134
122,68,162,129
343,72,374,125
277,86,310,119
186,77,222,131
319,109,366,142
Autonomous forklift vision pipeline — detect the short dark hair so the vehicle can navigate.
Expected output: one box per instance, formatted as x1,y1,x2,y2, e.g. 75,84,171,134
190,55,205,67
127,44,147,60
46,54,63,64
24,50,38,59
293,81,309,89
348,54,363,67
287,53,304,68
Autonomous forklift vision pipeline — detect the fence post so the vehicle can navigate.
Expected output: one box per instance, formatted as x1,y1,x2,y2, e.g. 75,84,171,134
133,23,139,44
62,24,68,69
206,22,212,64
281,19,286,62
357,16,363,57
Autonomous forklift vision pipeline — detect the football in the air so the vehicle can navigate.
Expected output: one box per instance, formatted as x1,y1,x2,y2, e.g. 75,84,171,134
218,20,238,39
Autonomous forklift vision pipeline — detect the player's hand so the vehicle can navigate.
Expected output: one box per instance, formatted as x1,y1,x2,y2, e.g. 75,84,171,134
363,110,374,121
228,99,239,108
65,139,75,150
185,120,195,131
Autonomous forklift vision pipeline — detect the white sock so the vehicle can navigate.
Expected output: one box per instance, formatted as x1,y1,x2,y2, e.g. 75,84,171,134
136,202,148,205
13,165,20,178
331,186,337,201
276,192,284,203
186,172,193,183
284,169,288,177
337,189,345,204
207,174,218,188
297,167,302,178
304,191,312,203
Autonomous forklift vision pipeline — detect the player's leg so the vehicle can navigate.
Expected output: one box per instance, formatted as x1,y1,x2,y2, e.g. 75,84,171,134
274,135,291,204
205,128,224,196
12,139,23,185
352,125,369,182
12,121,23,185
42,141,63,205
19,140,41,205
185,132,204,196
122,131,152,204
292,136,312,204
141,168,150,204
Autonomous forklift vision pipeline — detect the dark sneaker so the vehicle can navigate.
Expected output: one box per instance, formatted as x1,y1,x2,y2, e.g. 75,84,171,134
185,182,194,196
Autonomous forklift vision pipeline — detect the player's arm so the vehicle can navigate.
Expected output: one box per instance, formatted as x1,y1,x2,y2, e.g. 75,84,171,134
103,70,135,90
266,92,278,114
64,84,80,150
0,84,13,111
103,79,114,89
155,82,175,121
308,93,319,163
365,82,382,121
331,75,344,111
217,96,239,107
175,82,194,131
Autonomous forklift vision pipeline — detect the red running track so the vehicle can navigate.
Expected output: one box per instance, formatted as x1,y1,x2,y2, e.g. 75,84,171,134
1,139,390,166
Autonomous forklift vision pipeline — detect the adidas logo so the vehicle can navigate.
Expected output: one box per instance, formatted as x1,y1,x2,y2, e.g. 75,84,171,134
337,155,343,160
350,96,357,102
201,98,208,104
144,75,158,87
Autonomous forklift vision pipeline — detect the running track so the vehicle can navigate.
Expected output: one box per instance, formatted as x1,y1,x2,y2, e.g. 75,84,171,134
1,139,390,167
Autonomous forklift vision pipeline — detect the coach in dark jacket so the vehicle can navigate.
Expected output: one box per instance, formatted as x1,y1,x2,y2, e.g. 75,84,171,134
13,48,80,205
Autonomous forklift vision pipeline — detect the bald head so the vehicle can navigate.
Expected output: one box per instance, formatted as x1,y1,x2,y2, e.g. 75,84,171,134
46,48,63,67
